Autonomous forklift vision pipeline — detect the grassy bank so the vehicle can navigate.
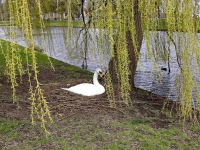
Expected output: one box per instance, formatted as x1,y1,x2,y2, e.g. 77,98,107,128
1,19,200,31
0,21,10,26
0,39,92,80
0,20,83,27
43,20,83,27
0,40,200,149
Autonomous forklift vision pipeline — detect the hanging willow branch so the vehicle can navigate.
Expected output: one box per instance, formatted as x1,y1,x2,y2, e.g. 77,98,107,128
1,0,53,133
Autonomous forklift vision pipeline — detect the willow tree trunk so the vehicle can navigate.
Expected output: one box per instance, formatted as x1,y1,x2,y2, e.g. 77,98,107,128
108,0,143,90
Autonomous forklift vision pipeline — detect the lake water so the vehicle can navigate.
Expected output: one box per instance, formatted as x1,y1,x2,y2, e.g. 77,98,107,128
0,26,186,101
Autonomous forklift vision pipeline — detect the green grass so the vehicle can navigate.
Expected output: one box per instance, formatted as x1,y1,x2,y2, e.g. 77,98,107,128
0,119,29,145
149,18,168,30
0,21,10,26
0,20,83,27
43,20,83,27
149,18,200,31
1,114,200,150
2,18,200,31
0,119,28,134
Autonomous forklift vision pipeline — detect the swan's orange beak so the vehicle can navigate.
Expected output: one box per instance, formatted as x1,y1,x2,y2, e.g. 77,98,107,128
99,72,103,77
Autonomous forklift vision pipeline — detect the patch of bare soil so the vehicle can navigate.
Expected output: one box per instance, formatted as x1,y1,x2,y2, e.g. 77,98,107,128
0,67,181,129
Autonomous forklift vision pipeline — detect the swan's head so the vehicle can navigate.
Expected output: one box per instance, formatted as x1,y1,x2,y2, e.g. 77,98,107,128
96,68,103,77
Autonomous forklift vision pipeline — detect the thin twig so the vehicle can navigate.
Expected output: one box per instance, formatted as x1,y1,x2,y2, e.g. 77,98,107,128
58,112,78,121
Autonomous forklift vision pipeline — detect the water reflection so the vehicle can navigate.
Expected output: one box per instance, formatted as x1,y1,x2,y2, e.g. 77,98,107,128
33,27,111,73
0,26,185,100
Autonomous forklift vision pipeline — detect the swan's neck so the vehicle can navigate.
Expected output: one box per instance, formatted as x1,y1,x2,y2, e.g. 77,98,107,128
93,71,99,85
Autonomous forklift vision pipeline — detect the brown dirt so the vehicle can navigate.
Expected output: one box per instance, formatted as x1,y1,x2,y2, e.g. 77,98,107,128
0,66,181,128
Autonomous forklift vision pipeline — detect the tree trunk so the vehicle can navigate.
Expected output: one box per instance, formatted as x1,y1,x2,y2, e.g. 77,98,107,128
108,0,143,90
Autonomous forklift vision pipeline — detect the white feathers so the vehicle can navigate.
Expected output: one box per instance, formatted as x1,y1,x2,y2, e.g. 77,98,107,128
61,68,105,96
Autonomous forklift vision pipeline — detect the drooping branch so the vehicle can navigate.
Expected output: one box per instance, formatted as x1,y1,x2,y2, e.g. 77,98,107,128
168,33,183,72
81,0,86,27
167,42,171,73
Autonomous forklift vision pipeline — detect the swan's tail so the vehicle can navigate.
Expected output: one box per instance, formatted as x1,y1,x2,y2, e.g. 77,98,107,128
61,88,69,90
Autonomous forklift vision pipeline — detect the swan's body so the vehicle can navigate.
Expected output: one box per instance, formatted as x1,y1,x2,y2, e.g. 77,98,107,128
61,68,105,96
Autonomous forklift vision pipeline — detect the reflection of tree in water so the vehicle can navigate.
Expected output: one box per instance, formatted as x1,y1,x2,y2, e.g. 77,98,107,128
151,72,174,99
149,31,200,109
81,29,88,69
150,31,183,74
136,31,183,100
63,27,110,71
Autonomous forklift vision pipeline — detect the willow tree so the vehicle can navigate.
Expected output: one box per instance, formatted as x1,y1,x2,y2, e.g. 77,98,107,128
90,0,200,121
1,0,200,131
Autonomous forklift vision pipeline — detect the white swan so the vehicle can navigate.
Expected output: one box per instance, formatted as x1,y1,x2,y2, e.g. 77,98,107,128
61,68,105,96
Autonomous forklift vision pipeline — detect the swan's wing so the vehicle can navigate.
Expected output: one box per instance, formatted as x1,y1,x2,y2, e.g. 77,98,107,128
68,83,94,95
61,83,93,96
61,83,91,91
61,83,104,96
61,88,69,90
